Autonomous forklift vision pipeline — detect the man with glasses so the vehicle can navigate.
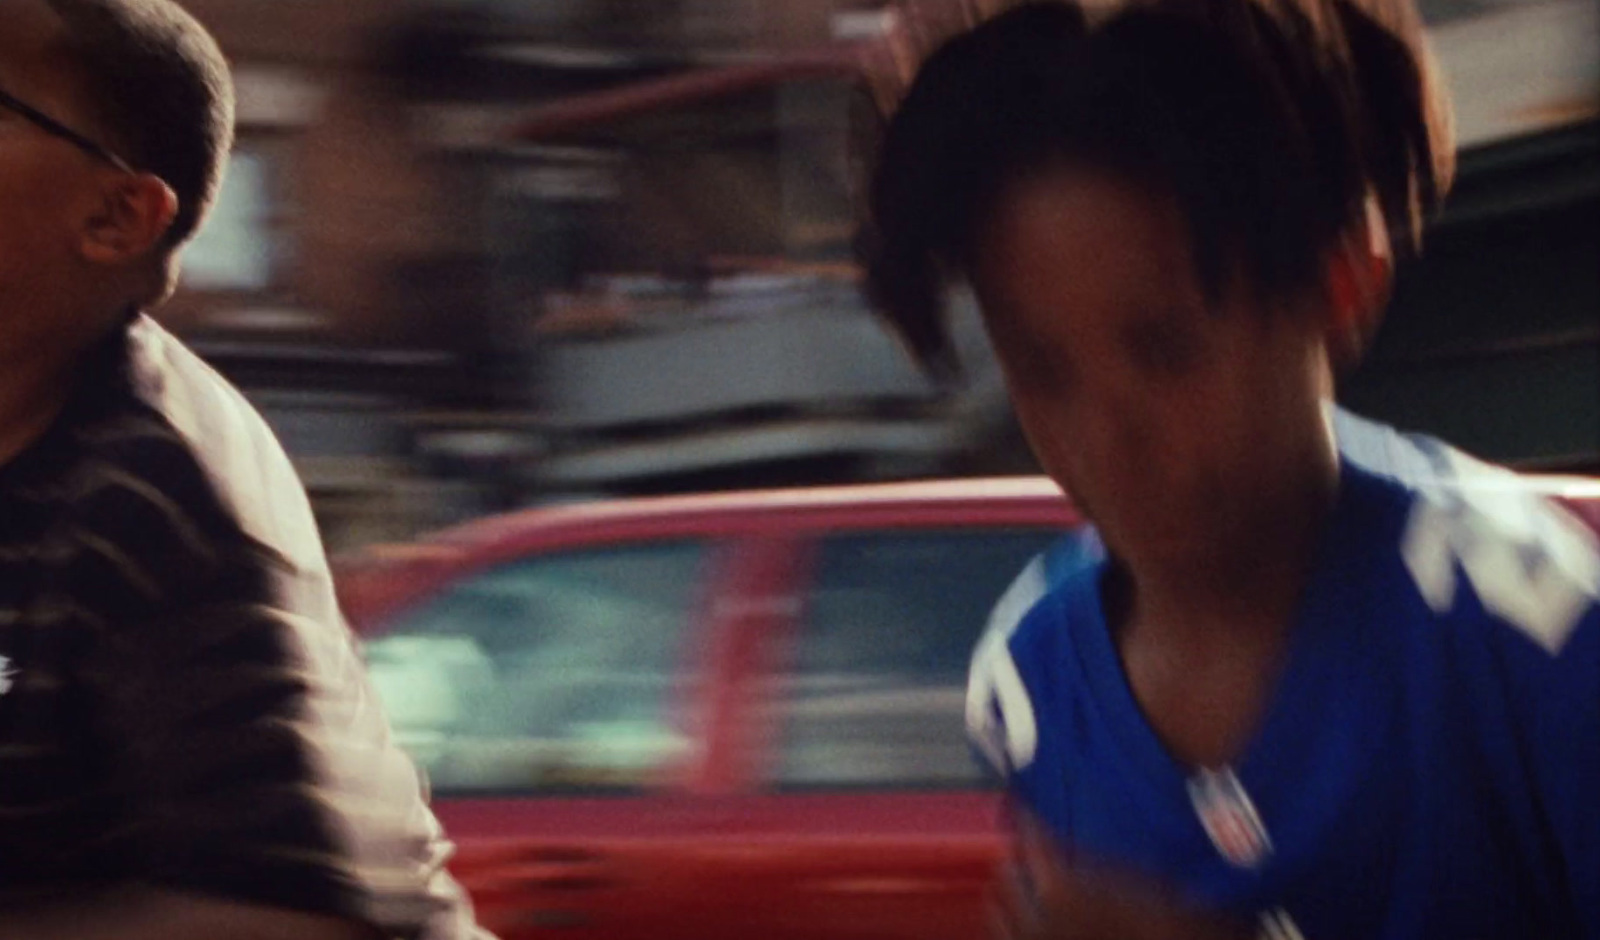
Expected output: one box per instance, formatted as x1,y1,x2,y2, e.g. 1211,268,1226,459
0,3,493,938
0,87,137,173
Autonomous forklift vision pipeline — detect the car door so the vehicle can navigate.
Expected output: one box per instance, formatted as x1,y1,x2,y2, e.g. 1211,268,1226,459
360,537,733,940
710,524,1067,940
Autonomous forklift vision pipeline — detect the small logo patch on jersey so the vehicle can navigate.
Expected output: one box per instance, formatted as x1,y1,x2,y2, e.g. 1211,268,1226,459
1189,767,1273,869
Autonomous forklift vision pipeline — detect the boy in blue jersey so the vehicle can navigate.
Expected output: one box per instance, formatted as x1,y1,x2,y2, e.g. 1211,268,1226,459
968,406,1500,770
861,1,1600,938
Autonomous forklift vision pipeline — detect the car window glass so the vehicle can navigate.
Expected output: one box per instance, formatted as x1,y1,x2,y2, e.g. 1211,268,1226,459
775,528,1064,789
363,541,708,795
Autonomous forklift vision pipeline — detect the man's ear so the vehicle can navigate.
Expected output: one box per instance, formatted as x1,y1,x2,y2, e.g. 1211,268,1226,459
77,172,180,266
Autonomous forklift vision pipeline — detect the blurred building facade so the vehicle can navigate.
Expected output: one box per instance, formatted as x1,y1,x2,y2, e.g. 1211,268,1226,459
157,0,1599,552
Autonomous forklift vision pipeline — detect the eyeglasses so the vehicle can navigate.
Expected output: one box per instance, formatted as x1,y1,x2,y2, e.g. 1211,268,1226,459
0,84,136,174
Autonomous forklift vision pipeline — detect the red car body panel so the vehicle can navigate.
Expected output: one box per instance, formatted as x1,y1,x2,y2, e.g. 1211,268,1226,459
340,478,1077,940
337,475,1600,940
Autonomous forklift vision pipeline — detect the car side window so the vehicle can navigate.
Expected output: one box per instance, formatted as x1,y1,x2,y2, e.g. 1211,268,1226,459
363,541,709,795
775,528,1064,789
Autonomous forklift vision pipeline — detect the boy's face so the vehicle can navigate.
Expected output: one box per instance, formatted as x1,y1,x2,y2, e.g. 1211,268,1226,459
970,166,1336,565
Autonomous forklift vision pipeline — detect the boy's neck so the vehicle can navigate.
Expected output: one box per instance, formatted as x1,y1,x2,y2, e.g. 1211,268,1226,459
1119,437,1341,652
1106,437,1341,768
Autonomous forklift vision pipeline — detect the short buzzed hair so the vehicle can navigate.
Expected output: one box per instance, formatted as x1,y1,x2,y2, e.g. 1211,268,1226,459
47,0,235,250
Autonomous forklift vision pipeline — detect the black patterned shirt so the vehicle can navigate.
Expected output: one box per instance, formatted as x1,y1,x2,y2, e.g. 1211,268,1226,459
0,316,491,938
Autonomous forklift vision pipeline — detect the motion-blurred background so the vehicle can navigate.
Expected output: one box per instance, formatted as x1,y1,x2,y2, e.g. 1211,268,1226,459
159,0,1598,554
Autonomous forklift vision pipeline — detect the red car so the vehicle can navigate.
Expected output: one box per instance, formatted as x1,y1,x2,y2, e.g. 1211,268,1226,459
337,475,1600,940
338,477,1082,940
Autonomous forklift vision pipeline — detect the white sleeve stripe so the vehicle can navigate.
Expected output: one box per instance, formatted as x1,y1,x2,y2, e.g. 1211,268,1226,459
967,556,1049,772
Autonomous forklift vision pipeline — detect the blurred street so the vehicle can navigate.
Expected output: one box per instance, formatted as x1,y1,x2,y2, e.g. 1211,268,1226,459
5,3,1594,938
140,0,1598,555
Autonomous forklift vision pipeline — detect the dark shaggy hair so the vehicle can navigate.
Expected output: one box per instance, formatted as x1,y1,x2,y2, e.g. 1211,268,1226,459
862,0,1455,376
47,0,235,250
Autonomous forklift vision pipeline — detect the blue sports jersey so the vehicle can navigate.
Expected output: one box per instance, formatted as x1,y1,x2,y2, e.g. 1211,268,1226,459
968,413,1600,938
